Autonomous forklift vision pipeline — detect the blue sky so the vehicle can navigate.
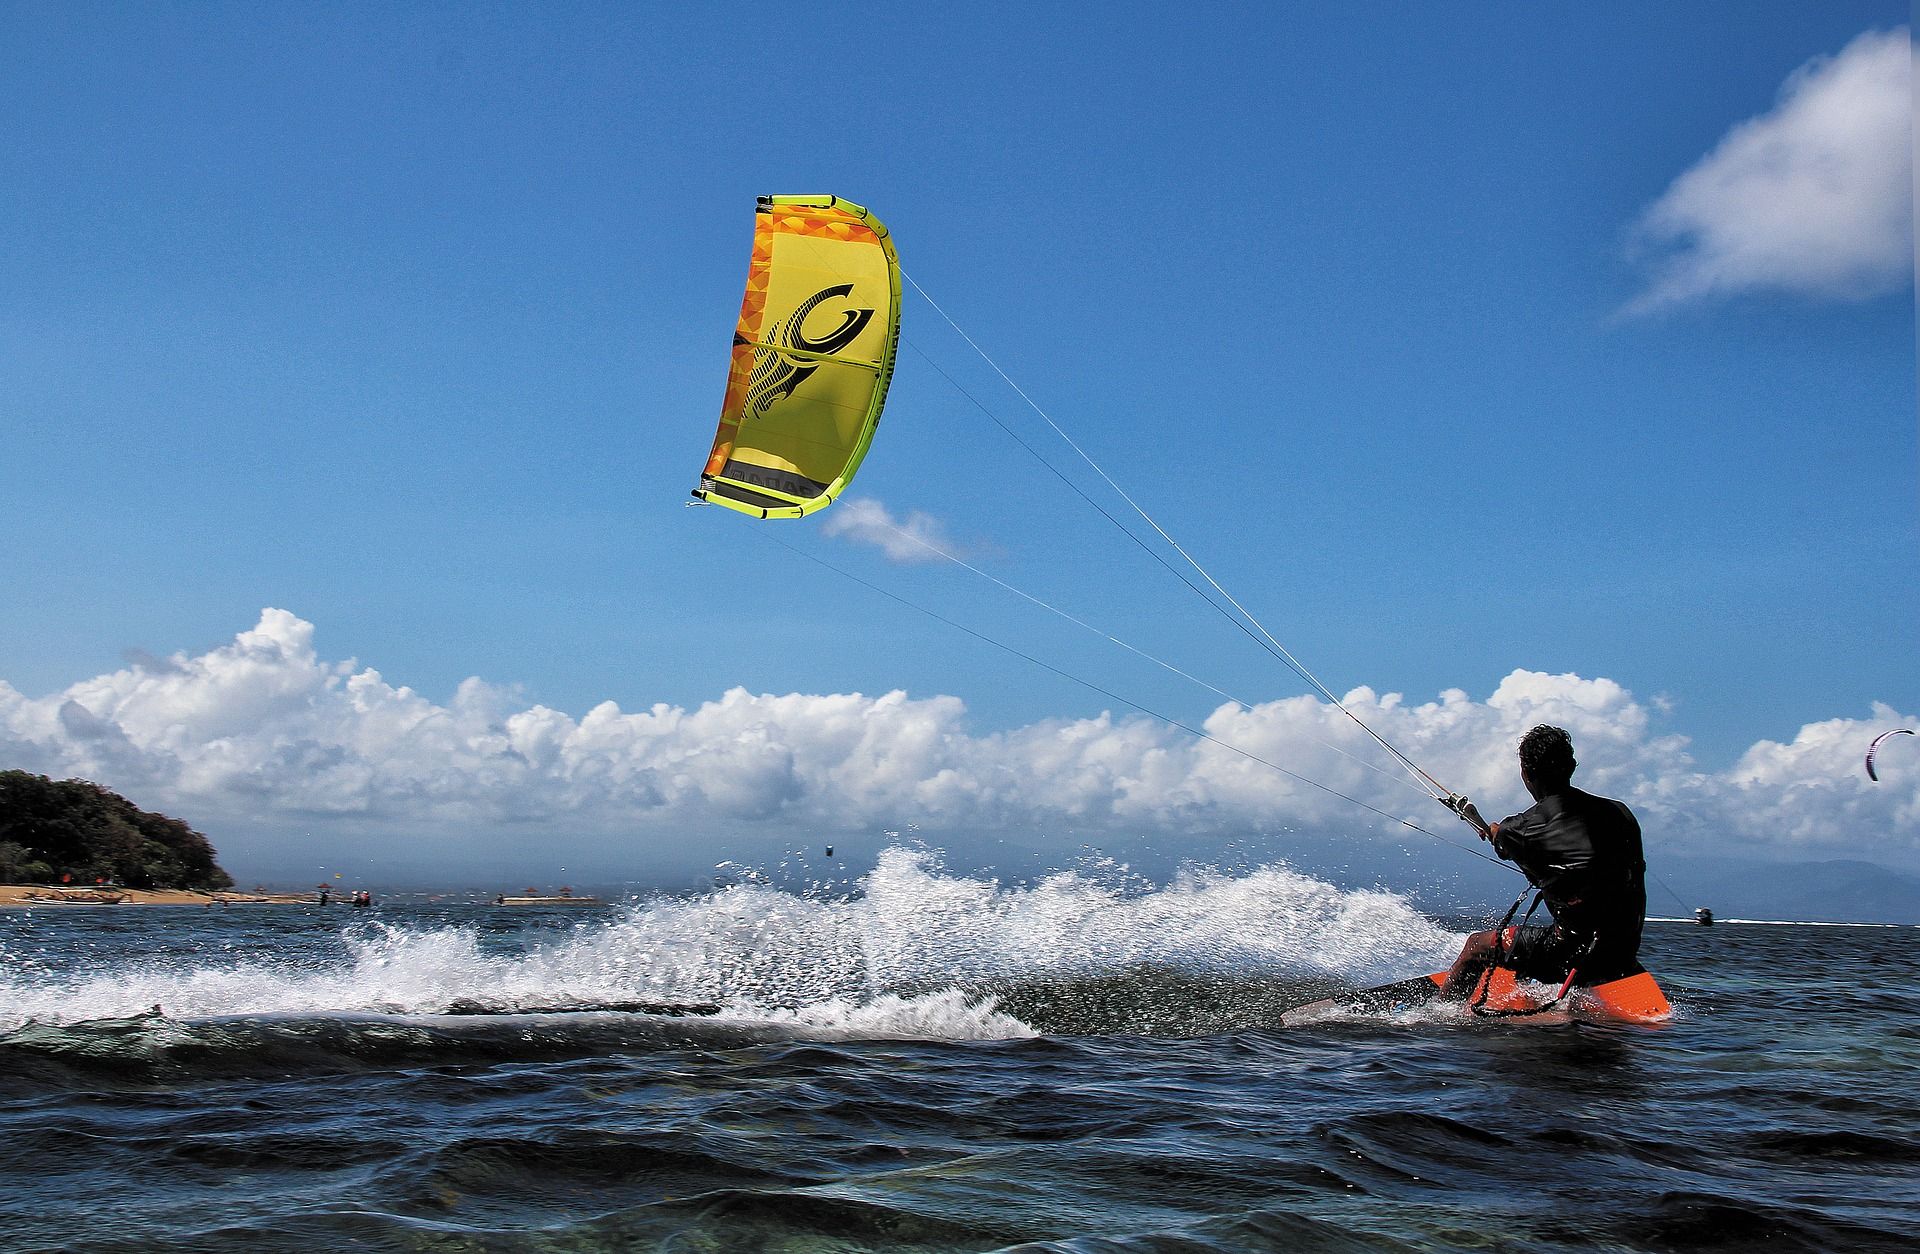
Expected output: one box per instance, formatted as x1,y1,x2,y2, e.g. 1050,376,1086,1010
1,4,1913,890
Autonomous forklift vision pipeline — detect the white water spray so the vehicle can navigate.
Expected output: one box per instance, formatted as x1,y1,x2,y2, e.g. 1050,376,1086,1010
0,848,1458,1037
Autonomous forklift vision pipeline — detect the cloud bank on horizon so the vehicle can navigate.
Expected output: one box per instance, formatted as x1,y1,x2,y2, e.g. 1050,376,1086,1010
1624,26,1913,315
1,611,1913,868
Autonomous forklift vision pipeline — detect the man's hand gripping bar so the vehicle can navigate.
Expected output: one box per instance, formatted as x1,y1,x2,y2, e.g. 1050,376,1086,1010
1443,794,1493,840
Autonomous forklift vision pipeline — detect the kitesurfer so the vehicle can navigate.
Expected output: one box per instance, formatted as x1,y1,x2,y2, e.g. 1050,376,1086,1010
1439,725,1647,997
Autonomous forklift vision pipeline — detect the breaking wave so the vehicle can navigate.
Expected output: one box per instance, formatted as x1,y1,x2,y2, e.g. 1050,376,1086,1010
0,847,1458,1041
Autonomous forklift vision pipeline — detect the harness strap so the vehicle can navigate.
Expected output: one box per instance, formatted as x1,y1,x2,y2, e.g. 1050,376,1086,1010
1469,887,1541,1011
1469,890,1598,1018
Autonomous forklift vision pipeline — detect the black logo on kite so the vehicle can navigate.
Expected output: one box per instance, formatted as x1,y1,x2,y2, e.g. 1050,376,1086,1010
745,284,874,418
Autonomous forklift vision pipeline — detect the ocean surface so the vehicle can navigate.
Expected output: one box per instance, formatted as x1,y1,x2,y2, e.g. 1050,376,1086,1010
1,847,1915,1253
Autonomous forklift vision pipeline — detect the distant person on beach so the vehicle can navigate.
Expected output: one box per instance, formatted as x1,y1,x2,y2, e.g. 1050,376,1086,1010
1441,725,1648,995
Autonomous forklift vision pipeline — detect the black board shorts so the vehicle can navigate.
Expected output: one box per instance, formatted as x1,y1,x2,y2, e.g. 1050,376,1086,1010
1503,924,1578,983
1504,923,1642,986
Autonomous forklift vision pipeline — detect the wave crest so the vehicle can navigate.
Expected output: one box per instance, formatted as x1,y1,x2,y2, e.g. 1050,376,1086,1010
0,847,1457,1037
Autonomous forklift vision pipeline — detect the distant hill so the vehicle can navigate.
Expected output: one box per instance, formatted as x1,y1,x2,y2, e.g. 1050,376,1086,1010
0,771,233,891
1656,856,1920,926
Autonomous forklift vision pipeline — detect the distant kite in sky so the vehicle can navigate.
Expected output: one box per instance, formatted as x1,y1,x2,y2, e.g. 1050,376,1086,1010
1865,728,1914,782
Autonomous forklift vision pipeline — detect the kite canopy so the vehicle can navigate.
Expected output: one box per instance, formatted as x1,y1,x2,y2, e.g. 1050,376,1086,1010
1866,728,1914,782
695,195,902,518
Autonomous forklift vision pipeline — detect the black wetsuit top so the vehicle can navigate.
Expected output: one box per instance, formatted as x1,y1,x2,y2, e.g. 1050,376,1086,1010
1492,787,1647,981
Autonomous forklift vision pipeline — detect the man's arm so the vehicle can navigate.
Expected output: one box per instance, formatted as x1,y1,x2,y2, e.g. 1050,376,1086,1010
1445,795,1537,869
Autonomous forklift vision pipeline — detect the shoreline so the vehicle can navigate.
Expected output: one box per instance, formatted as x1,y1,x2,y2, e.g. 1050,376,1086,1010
0,884,314,907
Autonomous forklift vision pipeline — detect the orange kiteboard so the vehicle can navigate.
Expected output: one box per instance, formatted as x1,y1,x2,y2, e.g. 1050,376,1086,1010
1279,966,1672,1026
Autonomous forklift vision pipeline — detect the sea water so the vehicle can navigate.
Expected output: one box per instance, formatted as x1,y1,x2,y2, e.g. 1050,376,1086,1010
1,847,1914,1252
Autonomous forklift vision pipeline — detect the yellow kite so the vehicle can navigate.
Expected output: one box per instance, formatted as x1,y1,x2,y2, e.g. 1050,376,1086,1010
694,195,902,518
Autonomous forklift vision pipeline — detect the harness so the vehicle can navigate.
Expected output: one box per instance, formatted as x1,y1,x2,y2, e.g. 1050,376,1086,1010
1467,885,1596,1019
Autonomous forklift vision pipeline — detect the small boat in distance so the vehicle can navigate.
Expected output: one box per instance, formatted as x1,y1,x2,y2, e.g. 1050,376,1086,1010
21,887,128,905
493,886,604,907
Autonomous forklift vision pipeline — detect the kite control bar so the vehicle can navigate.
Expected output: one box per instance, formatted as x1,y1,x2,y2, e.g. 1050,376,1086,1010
1443,794,1494,840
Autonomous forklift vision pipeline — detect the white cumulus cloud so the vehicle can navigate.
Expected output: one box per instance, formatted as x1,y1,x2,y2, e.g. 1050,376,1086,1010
1623,27,1914,314
819,497,963,563
0,611,1914,869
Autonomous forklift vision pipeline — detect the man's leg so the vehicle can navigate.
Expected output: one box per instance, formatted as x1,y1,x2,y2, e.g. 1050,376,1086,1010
1439,929,1501,999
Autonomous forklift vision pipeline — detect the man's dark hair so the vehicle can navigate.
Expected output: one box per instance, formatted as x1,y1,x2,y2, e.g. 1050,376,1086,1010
1519,724,1576,788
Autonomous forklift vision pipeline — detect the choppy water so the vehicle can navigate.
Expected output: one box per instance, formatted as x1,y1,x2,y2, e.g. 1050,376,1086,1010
1,847,1915,1252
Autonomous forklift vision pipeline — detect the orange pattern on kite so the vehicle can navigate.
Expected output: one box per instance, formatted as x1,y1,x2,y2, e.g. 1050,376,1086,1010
705,205,884,480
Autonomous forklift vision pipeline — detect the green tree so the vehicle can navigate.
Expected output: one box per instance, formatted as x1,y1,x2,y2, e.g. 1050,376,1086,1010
0,771,234,889
0,840,32,881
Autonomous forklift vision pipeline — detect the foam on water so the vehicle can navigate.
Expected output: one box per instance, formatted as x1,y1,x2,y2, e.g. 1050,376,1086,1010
0,847,1458,1037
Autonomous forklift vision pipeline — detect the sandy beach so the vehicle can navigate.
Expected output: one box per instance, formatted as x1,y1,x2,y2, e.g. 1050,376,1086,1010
0,884,313,907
